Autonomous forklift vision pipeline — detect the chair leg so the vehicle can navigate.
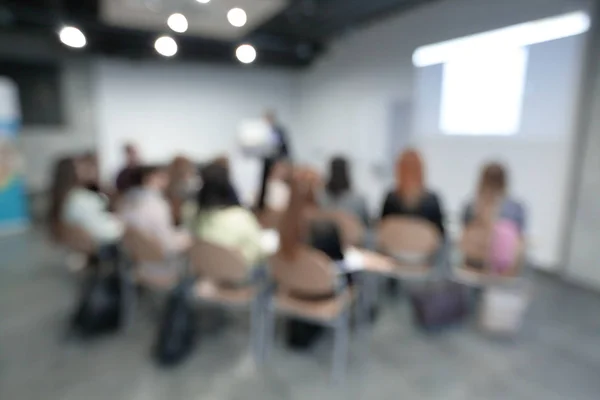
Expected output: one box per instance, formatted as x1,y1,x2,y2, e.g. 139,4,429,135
262,300,276,362
332,310,350,384
250,294,263,364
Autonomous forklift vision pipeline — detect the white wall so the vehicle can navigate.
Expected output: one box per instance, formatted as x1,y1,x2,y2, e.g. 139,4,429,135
295,0,591,268
95,59,298,200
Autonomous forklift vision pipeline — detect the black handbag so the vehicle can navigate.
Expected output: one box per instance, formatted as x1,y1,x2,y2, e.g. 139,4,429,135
71,269,123,338
410,281,471,331
153,278,197,366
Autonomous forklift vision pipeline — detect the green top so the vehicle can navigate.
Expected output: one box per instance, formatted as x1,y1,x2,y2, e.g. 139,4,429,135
195,206,265,269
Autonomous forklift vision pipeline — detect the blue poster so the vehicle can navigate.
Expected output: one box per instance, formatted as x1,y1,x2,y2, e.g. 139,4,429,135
0,79,28,232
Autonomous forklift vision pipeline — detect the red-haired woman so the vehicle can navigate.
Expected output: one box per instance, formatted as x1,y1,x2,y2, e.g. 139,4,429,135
380,149,445,236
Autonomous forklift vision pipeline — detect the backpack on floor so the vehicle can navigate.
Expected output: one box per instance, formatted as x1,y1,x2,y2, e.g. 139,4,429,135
410,281,471,331
153,278,198,366
71,269,123,338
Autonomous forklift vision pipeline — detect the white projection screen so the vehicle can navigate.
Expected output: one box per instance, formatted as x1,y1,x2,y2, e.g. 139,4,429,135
410,11,589,268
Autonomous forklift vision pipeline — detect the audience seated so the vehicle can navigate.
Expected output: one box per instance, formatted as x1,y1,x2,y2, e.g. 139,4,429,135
167,155,199,225
318,156,370,226
279,167,346,270
48,157,124,245
194,163,264,270
461,162,525,275
463,162,526,234
120,165,192,255
380,149,445,236
115,143,141,194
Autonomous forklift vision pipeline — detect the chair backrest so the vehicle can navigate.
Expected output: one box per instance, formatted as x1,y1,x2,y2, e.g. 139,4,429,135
377,216,441,259
122,226,165,264
190,240,248,284
313,210,365,248
58,223,96,254
271,246,338,296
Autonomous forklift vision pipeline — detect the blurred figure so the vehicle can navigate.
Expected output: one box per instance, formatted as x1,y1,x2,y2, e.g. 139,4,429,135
256,110,291,211
167,155,199,225
319,156,370,226
278,166,344,349
462,162,525,275
279,166,344,265
120,165,191,255
380,149,445,235
115,143,141,194
194,163,264,270
48,157,123,244
463,162,526,234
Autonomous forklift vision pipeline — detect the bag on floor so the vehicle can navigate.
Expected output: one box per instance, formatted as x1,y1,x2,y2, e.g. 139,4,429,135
410,281,470,331
285,319,324,350
480,286,528,335
71,270,123,337
153,279,197,366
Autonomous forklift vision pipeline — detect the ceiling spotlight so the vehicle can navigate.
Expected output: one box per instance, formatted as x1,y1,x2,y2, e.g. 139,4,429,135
155,36,178,57
227,8,247,27
236,44,256,64
59,26,86,48
167,13,188,33
196,0,211,3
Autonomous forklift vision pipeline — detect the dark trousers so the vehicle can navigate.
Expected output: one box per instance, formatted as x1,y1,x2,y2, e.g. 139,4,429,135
256,158,275,211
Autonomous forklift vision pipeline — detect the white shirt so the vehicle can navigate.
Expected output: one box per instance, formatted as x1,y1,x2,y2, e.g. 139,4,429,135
63,188,124,245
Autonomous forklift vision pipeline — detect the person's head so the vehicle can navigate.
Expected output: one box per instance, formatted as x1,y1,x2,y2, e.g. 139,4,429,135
478,162,507,200
326,156,351,198
131,165,169,191
78,151,99,186
124,143,140,167
396,149,424,206
197,163,238,210
48,157,80,239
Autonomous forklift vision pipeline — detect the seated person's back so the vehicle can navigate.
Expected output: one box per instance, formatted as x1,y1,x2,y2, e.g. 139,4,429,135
319,156,370,226
380,149,445,235
194,163,264,268
120,165,191,255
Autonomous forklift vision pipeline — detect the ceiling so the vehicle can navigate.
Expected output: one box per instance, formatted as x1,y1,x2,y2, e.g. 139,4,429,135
0,0,436,67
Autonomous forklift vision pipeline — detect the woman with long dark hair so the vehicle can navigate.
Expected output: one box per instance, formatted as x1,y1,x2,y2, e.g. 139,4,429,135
48,156,123,244
194,163,263,270
380,149,445,235
319,156,369,225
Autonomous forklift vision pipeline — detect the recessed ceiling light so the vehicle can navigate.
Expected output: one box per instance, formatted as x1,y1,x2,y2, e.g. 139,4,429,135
196,0,211,3
155,36,178,57
236,44,256,64
59,26,86,48
167,13,188,33
227,8,247,27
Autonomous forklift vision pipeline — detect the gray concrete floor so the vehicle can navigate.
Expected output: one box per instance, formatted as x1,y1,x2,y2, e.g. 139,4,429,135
1,230,600,400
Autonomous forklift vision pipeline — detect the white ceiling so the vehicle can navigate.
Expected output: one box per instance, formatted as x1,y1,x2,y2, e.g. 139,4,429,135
101,0,289,40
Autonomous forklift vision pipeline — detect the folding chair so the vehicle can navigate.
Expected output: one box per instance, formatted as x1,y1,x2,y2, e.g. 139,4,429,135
264,247,352,383
189,240,266,362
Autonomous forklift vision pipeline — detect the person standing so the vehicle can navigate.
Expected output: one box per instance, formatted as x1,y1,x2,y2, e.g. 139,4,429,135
256,110,291,211
115,143,141,194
